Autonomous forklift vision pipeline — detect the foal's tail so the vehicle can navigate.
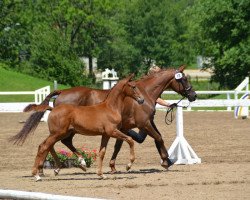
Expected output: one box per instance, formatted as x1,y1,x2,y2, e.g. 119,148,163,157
9,90,61,145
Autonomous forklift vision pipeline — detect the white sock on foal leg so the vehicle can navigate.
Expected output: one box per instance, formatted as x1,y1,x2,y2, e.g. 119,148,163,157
78,157,87,171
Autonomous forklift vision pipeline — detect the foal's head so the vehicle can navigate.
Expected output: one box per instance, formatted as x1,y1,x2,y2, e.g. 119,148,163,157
123,74,144,104
169,65,197,102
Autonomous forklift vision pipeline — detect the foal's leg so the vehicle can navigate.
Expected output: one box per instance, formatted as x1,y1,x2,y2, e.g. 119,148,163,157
46,129,86,176
109,129,147,173
97,135,110,179
110,129,135,172
61,129,87,172
32,134,62,181
50,147,62,175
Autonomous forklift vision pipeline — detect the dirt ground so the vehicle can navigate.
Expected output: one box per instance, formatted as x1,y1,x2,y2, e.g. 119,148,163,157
0,111,249,200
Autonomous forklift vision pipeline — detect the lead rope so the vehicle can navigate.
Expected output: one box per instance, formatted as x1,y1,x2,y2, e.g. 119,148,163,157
164,97,190,125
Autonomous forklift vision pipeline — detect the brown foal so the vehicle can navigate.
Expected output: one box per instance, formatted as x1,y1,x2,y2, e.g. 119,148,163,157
23,74,144,181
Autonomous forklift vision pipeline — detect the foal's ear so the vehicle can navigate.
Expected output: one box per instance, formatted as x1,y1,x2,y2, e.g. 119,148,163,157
178,65,186,72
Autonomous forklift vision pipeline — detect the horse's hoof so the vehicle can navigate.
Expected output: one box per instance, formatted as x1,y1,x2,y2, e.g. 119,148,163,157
110,166,117,174
79,165,87,172
34,175,42,182
39,173,45,177
54,168,60,176
126,163,132,171
161,159,173,169
99,174,108,180
160,160,169,170
110,169,117,174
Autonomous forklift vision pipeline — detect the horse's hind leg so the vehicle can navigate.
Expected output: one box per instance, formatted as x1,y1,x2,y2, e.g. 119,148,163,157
109,139,124,174
61,129,87,171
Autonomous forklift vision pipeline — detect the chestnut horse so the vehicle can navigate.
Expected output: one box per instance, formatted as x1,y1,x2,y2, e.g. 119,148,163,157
11,66,197,175
14,74,144,181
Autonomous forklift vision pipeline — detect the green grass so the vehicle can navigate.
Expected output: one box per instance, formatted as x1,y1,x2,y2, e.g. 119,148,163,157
1,65,247,107
0,66,68,102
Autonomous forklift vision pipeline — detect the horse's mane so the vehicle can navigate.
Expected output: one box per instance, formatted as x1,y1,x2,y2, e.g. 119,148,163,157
105,67,175,96
139,68,174,81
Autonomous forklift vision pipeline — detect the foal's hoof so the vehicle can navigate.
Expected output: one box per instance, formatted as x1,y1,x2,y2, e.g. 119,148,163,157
54,168,60,176
39,172,45,177
126,163,132,171
79,165,87,172
34,175,42,182
98,174,108,180
78,158,87,172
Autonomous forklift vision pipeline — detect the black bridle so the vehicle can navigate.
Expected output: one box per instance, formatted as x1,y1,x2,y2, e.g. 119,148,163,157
164,72,191,125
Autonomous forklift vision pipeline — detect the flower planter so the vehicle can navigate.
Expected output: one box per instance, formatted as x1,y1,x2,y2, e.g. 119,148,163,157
44,147,97,169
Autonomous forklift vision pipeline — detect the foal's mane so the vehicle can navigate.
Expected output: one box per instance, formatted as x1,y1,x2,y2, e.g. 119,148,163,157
105,77,127,98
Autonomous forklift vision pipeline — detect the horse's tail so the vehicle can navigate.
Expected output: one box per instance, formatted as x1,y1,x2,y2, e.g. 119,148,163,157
9,90,61,145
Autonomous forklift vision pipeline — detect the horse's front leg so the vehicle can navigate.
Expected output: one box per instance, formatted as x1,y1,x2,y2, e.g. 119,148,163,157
110,129,135,172
144,121,170,170
97,135,110,179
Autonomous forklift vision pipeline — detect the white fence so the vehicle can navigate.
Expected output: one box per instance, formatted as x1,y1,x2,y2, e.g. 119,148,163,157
156,99,250,165
155,77,249,165
0,86,50,112
162,77,249,114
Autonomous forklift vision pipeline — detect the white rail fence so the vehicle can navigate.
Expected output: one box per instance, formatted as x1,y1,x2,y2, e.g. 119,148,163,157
0,86,50,112
162,77,249,116
157,99,250,165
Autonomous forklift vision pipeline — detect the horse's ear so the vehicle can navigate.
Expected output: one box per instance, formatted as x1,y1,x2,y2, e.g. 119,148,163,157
178,65,186,72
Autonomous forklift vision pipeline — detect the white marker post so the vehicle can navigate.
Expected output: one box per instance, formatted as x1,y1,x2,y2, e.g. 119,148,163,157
168,102,201,164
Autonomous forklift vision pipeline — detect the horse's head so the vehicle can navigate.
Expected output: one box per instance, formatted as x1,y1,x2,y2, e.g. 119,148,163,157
123,74,144,104
169,65,197,102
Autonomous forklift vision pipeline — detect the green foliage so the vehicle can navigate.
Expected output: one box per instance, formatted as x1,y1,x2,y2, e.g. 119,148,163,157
27,24,84,86
0,0,249,88
188,0,250,89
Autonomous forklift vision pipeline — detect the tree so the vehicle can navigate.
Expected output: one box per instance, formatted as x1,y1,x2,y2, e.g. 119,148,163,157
29,24,84,86
188,0,250,88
